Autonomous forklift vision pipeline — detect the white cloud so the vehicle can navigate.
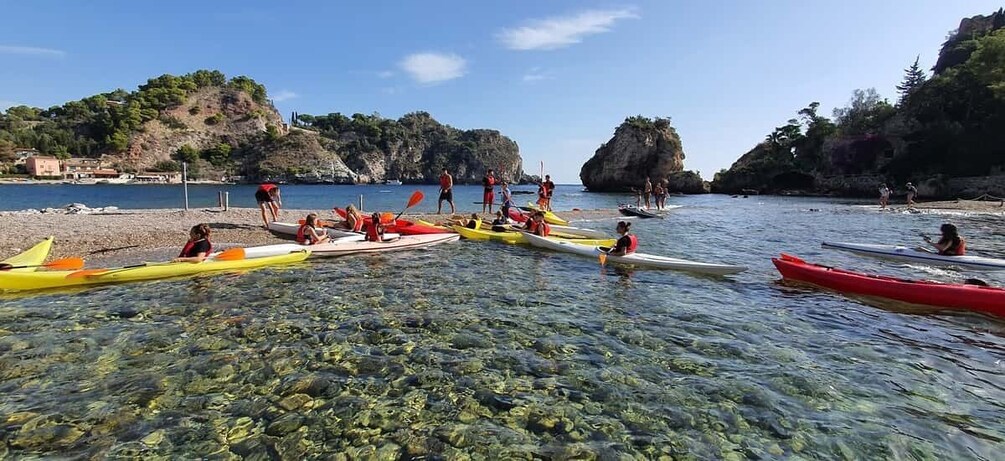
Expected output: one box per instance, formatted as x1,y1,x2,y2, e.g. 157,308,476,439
377,70,394,79
0,45,65,57
399,52,467,84
271,90,298,102
497,8,639,51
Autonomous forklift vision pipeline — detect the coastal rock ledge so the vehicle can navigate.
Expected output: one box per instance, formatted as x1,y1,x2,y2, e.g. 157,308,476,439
580,116,684,192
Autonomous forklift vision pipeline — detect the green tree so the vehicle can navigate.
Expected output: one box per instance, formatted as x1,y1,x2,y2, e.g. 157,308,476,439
153,160,180,172
106,131,129,151
174,144,200,163
896,56,928,105
832,88,896,136
202,143,232,166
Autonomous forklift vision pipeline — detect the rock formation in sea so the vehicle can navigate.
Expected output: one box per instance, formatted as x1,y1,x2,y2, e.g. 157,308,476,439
579,116,685,192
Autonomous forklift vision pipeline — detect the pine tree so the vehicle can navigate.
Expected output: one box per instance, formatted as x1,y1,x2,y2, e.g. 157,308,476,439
896,56,927,105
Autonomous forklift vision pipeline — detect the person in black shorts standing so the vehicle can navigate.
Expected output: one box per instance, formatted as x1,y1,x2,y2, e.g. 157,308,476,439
438,168,454,214
256,183,282,228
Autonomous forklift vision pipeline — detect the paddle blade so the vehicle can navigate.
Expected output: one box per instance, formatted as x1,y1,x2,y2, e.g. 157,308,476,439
44,257,85,271
379,212,395,224
599,252,607,265
214,248,246,261
66,269,110,279
406,190,424,208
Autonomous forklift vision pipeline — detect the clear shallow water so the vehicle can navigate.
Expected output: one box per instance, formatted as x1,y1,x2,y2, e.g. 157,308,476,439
1,195,1003,459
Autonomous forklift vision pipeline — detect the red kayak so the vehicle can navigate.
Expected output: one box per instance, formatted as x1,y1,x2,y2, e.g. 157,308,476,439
772,254,1004,317
333,208,449,235
508,208,528,223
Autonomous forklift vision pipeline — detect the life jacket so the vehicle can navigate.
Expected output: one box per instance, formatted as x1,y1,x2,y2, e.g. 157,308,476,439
526,220,538,233
296,223,310,244
440,174,451,189
366,223,382,242
535,222,550,237
626,234,639,254
347,215,363,233
179,239,212,258
257,183,277,193
943,237,966,256
483,176,495,191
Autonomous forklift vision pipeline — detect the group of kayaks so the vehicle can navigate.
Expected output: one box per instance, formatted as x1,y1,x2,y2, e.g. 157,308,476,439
775,242,1005,318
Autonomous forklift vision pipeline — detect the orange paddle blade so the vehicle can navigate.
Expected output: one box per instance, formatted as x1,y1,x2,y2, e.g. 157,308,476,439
406,190,424,208
599,252,607,266
44,257,85,271
379,212,394,224
214,248,246,261
66,269,110,279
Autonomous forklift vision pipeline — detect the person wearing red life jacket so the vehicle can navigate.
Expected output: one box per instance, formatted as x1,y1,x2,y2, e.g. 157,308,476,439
366,213,385,242
255,183,282,228
482,169,496,214
296,213,330,245
174,224,213,262
606,221,638,256
924,223,966,256
523,211,550,237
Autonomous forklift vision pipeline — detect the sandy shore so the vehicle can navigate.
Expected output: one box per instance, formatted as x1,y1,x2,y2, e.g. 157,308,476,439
911,199,1005,214
0,207,623,261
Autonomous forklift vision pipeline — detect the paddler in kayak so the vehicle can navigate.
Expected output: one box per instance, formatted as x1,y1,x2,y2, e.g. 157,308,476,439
174,224,212,263
491,210,509,232
255,183,282,228
465,213,481,230
923,223,966,256
343,205,364,233
523,211,550,236
605,221,638,256
296,213,330,245
366,212,386,242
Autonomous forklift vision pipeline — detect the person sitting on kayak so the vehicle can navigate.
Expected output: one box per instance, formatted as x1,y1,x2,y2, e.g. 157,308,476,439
465,213,481,230
174,224,212,263
343,205,364,233
924,223,966,256
297,213,330,245
491,210,509,232
366,213,385,242
606,221,638,256
524,212,550,236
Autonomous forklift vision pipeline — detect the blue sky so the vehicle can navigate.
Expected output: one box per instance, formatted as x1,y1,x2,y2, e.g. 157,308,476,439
1,0,1000,183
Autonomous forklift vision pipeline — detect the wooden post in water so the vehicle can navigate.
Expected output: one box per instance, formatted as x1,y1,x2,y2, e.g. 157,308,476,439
182,162,190,211
224,192,229,211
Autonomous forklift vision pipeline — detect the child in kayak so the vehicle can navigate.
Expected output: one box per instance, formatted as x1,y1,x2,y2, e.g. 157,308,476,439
524,212,550,236
297,213,330,245
465,213,481,230
366,213,385,242
491,210,509,232
174,224,212,263
343,205,364,233
606,221,638,256
924,223,966,255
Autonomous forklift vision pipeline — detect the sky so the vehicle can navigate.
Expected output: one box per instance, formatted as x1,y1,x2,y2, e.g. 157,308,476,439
1,0,1001,183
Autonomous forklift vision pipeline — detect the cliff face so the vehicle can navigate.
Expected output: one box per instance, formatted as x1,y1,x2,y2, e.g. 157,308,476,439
293,111,523,184
711,9,1005,198
579,116,684,192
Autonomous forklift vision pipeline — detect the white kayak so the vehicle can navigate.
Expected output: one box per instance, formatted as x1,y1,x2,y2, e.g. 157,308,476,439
822,241,1005,271
224,234,394,259
305,233,459,257
549,225,609,240
523,233,746,275
268,221,360,239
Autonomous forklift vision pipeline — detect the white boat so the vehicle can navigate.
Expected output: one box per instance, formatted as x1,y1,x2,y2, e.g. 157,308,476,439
384,179,403,185
549,225,609,240
523,233,746,275
821,241,1005,271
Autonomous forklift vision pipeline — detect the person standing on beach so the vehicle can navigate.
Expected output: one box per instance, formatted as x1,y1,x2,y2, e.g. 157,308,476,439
255,183,282,228
543,175,556,211
482,169,496,213
906,182,918,206
879,184,891,209
643,177,653,209
437,168,454,214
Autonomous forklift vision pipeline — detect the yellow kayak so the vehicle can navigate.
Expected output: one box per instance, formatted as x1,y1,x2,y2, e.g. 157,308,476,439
453,226,615,246
0,251,309,293
1,237,54,272
524,202,570,226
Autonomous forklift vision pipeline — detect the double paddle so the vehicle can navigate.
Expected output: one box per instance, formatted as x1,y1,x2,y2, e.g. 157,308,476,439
379,190,425,224
0,257,85,271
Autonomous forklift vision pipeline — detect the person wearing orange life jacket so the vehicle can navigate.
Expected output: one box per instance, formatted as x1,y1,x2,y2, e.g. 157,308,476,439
296,213,330,245
366,212,385,242
924,223,966,256
342,204,364,233
523,211,550,237
606,221,638,256
174,224,213,263
255,183,282,228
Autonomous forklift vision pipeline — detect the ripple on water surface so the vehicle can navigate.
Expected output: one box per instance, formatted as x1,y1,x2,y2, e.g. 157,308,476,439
0,195,1003,458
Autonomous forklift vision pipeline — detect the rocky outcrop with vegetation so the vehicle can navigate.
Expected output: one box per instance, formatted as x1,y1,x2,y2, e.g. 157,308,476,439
579,116,685,192
711,8,1005,198
1,70,525,183
290,111,523,184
